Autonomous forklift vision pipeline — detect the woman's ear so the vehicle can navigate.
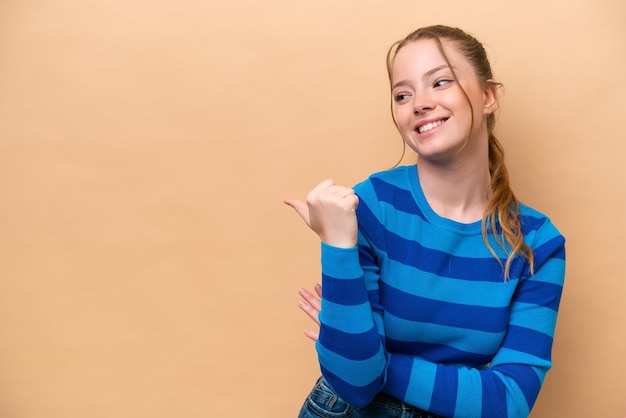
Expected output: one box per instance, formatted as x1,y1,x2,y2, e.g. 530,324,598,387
482,80,499,115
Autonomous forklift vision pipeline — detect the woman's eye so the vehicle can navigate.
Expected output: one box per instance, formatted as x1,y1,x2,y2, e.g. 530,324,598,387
434,79,453,88
394,93,410,102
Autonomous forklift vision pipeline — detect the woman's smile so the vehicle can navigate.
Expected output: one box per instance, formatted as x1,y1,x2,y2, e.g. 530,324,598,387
416,117,449,134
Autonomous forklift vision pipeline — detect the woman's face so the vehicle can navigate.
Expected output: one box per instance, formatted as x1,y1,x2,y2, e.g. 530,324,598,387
390,39,497,165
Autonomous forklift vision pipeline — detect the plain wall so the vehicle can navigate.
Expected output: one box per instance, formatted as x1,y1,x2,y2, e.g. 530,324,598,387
1,0,625,416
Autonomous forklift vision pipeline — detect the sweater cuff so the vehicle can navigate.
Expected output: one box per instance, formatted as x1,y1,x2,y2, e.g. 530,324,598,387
321,242,362,279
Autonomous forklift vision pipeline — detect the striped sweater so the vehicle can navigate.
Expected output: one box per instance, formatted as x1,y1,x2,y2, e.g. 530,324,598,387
315,165,566,418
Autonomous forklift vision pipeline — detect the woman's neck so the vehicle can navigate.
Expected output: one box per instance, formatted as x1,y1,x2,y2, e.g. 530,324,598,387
417,157,492,224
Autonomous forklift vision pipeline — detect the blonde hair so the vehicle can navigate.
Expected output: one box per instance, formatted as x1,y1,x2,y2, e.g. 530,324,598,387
386,25,534,279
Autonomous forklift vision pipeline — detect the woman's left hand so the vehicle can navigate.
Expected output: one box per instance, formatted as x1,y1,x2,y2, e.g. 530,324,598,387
298,284,322,341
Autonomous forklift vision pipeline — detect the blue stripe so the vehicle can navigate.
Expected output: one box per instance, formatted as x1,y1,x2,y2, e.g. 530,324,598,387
319,367,384,408
321,245,362,279
491,214,546,236
384,260,517,307
380,208,491,255
514,281,563,311
319,300,377,334
317,343,386,388
455,370,482,416
384,354,413,402
385,230,506,281
321,275,368,306
430,364,457,416
386,338,493,366
382,282,510,333
355,199,386,252
502,325,553,360
367,289,383,312
509,303,558,335
498,364,541,410
481,374,508,418
519,214,546,233
493,348,551,372
370,177,427,219
357,238,379,268
319,325,382,361
384,313,507,355
535,235,566,259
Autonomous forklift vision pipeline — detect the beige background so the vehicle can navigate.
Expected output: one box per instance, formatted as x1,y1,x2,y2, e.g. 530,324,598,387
0,0,624,417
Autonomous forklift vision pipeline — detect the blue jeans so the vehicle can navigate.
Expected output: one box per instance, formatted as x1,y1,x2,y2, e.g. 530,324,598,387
298,376,444,418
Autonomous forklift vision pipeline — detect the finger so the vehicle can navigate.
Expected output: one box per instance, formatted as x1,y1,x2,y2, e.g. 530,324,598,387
309,179,335,195
304,329,319,341
298,287,321,313
314,283,322,298
298,299,321,326
324,186,359,211
306,179,335,204
283,198,310,226
326,185,355,198
345,193,359,210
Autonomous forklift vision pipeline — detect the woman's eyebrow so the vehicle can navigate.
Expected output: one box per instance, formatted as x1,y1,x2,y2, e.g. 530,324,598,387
391,65,451,90
424,64,450,78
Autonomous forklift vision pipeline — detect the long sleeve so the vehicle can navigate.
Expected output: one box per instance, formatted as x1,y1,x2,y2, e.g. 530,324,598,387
315,239,388,407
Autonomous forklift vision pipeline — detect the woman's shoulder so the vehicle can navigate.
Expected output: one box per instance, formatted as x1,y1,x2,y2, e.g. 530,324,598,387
353,165,415,192
518,201,565,244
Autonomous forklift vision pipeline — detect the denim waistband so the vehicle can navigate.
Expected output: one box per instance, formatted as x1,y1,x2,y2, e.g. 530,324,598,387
299,376,444,418
368,390,443,418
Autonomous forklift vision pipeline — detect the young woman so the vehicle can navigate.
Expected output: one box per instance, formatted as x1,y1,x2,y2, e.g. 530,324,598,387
284,25,566,418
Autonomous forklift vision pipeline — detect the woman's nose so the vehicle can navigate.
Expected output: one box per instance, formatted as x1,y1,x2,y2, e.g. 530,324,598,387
413,101,434,115
412,90,435,114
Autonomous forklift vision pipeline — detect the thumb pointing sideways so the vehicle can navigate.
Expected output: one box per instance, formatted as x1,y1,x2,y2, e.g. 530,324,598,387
283,197,312,228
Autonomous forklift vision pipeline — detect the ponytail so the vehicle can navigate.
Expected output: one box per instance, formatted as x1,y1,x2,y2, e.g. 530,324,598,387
482,132,534,279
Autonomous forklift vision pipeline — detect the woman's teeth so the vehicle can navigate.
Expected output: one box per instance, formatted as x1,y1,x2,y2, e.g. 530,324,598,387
418,119,445,134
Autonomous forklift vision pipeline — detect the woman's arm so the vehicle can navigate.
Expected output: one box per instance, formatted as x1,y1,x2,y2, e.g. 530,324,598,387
313,240,389,407
299,230,565,418
286,180,389,407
